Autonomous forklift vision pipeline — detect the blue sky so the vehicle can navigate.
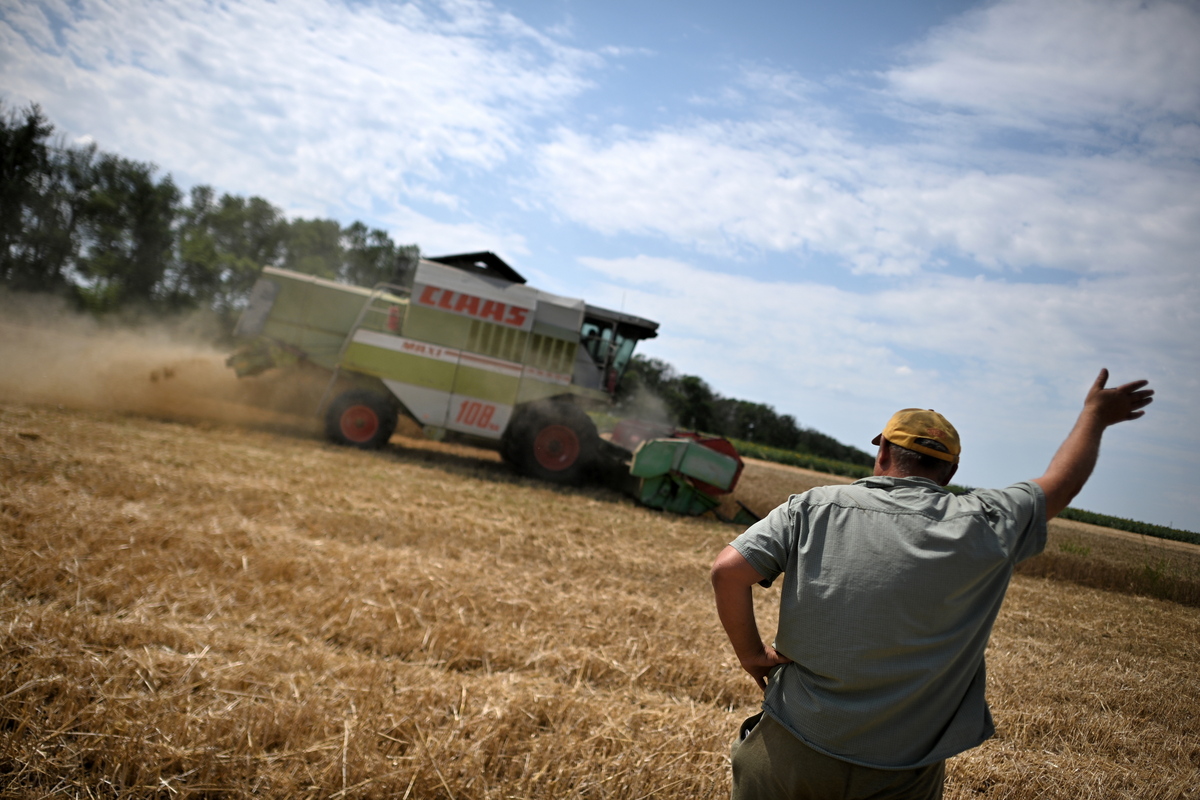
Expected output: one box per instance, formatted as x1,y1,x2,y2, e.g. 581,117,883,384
3,0,1198,531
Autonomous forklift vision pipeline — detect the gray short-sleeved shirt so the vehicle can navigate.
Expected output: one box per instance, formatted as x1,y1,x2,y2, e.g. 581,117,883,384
730,476,1046,769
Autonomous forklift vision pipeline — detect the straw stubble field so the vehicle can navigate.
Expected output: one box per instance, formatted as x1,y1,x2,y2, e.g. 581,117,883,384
1,304,1198,800
3,398,734,797
2,400,1199,799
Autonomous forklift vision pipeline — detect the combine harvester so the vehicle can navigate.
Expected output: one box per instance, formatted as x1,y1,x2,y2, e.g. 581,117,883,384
227,252,756,522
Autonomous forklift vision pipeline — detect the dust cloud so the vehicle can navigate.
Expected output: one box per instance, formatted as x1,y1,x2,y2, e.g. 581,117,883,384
617,384,674,427
0,291,678,443
0,291,325,436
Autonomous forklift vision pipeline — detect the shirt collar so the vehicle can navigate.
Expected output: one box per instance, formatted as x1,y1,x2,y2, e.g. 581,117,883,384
853,475,949,492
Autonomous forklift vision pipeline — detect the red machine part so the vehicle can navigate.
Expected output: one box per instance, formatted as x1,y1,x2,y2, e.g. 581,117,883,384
339,403,382,443
533,424,583,471
611,419,745,496
670,431,745,496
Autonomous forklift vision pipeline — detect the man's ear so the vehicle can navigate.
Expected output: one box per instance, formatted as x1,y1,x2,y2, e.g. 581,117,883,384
940,462,958,487
874,440,890,475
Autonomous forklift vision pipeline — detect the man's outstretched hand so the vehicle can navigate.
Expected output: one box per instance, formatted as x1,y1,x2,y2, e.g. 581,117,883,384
1084,368,1154,427
1036,369,1155,519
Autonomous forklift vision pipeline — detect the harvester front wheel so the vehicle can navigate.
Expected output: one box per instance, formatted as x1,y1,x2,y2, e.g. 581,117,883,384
503,400,599,485
325,389,398,450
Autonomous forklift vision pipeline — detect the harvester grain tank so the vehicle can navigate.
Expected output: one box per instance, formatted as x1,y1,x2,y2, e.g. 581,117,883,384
227,252,752,518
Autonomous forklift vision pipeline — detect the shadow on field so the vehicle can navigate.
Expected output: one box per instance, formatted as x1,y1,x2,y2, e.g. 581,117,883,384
372,430,638,509
381,435,507,479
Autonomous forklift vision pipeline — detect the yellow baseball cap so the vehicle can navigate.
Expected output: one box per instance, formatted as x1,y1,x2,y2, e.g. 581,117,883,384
872,408,961,463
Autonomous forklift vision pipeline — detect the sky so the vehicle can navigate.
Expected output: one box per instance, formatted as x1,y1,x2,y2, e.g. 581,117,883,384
2,0,1198,531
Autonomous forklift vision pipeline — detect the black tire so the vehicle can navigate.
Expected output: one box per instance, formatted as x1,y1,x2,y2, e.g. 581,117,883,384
325,389,398,450
501,400,599,485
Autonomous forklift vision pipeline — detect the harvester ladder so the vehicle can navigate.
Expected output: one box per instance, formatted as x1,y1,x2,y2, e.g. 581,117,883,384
316,281,412,416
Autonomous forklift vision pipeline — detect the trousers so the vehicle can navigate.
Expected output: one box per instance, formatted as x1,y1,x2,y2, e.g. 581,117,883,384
730,713,945,800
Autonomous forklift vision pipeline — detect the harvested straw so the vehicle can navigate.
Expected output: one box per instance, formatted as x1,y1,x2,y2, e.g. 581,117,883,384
2,401,1198,799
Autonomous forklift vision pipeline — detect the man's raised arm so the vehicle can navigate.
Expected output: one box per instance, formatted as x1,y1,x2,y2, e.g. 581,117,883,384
1033,369,1154,520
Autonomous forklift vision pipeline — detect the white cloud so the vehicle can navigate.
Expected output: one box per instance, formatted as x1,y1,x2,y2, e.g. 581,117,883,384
886,0,1200,142
383,204,529,258
532,0,1200,278
536,122,916,270
0,0,596,215
536,116,1200,277
581,255,1198,408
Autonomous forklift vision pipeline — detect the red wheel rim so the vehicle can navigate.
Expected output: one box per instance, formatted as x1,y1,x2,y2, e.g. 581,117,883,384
340,404,380,443
533,424,580,471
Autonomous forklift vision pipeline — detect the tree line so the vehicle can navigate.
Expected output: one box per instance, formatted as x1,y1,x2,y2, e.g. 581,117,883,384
619,356,874,466
1,102,417,327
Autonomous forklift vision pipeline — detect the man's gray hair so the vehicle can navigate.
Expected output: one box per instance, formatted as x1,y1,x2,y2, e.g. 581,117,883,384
888,438,956,483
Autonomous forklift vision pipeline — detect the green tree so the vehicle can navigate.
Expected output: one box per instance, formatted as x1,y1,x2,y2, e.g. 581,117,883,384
714,398,802,450
0,103,53,287
339,221,419,288
3,104,423,319
675,375,718,432
340,220,391,286
0,102,90,295
167,187,287,318
618,356,717,431
620,355,675,397
284,218,342,279
165,185,222,308
74,153,180,310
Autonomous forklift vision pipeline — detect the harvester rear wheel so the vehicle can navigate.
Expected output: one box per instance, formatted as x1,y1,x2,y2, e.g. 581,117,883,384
502,400,599,485
325,389,398,450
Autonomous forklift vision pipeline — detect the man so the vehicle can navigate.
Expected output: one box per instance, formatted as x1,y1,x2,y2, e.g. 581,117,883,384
711,369,1154,800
